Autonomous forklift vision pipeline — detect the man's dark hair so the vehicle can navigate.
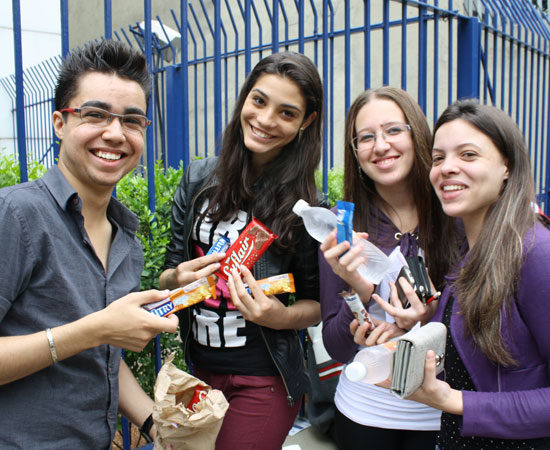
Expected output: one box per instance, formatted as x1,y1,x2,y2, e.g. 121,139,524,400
54,39,151,110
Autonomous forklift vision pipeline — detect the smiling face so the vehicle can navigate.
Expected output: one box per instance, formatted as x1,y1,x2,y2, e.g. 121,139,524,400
53,72,147,197
353,98,415,191
430,118,509,231
240,73,315,168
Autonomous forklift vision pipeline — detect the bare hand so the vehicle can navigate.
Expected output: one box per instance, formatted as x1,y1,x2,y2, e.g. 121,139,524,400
227,266,289,329
95,290,179,351
320,230,374,299
349,318,405,346
407,350,463,415
161,253,225,290
372,278,437,330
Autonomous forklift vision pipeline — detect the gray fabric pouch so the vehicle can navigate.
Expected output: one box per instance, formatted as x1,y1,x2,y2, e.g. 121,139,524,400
390,322,447,399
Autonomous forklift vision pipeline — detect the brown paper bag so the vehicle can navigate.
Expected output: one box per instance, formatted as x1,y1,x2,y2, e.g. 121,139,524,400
152,354,229,450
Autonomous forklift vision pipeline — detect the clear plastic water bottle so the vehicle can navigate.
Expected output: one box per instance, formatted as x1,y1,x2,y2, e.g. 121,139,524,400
345,341,398,384
292,199,338,243
292,199,391,284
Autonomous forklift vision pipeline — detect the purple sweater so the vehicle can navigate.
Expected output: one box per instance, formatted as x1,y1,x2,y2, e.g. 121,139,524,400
320,207,420,363
431,222,550,439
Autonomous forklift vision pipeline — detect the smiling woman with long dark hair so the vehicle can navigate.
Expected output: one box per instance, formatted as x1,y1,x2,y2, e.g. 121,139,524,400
159,51,326,450
404,100,550,449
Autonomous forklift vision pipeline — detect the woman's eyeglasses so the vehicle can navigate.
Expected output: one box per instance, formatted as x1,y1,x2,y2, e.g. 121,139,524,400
59,106,151,133
351,123,411,152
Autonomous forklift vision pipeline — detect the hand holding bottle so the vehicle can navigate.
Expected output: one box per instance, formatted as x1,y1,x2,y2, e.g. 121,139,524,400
321,230,375,300
293,199,390,284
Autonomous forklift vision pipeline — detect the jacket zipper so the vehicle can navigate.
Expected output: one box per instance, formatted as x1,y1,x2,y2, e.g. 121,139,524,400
256,255,295,407
259,326,295,407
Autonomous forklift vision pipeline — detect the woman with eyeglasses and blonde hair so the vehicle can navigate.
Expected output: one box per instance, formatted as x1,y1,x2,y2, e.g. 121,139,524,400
319,87,458,449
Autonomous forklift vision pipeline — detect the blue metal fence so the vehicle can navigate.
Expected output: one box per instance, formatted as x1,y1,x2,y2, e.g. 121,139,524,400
4,0,550,209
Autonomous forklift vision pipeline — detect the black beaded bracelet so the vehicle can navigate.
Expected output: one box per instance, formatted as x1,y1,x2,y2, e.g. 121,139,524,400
140,413,154,442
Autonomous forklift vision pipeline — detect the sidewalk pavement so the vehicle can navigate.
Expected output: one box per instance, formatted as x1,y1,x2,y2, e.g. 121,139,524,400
282,418,338,450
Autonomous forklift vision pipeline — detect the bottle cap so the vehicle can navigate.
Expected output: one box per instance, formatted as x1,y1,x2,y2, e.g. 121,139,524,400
292,199,310,216
345,361,367,382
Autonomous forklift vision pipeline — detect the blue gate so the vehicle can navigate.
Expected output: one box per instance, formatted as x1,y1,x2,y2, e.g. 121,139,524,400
4,0,550,210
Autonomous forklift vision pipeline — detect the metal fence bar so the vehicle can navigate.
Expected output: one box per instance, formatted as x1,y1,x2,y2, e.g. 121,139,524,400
12,0,27,182
321,0,329,195
214,1,222,149
383,0,390,86
401,1,408,91
433,0,440,120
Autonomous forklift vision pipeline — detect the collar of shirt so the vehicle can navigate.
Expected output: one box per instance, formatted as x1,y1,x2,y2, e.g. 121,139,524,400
42,166,139,238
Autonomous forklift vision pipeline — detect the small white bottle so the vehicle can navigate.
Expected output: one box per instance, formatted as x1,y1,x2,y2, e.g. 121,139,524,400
345,341,398,384
292,199,338,243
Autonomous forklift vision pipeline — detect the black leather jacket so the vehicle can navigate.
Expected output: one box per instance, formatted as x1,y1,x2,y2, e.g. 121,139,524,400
164,157,326,405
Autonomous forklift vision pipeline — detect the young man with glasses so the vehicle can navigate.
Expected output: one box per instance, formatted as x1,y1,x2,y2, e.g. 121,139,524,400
0,40,178,449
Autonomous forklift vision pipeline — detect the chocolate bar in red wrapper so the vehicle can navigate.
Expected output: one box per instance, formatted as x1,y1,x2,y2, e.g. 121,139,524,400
216,218,277,281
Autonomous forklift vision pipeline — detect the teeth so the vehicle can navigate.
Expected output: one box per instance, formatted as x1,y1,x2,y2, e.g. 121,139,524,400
443,185,465,192
376,157,397,166
253,127,272,139
95,151,122,161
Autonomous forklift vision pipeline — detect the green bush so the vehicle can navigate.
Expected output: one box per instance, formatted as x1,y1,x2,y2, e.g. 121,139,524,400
0,154,47,188
315,165,345,206
116,161,187,396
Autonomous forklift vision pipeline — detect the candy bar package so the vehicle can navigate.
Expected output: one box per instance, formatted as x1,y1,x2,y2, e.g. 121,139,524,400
216,218,277,281
244,273,296,296
152,354,229,450
206,235,231,255
336,200,355,244
340,291,374,328
143,276,217,317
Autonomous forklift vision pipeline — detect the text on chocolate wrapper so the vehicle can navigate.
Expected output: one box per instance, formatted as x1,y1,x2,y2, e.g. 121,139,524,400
222,236,254,277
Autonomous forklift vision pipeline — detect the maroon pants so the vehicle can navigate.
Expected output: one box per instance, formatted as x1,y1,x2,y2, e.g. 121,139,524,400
193,368,302,450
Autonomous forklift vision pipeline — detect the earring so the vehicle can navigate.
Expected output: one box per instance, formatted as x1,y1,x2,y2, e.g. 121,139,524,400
298,127,305,141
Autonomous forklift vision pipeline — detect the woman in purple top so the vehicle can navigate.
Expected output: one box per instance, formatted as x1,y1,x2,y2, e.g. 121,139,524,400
382,100,550,448
318,87,458,449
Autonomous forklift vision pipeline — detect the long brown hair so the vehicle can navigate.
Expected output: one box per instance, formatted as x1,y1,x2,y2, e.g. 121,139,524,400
201,51,323,252
344,86,457,290
433,100,537,366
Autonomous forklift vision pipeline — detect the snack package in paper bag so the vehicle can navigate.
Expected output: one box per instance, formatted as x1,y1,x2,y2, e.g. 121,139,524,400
153,354,229,450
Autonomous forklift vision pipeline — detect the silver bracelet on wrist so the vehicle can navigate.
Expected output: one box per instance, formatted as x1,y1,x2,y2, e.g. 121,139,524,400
45,328,58,364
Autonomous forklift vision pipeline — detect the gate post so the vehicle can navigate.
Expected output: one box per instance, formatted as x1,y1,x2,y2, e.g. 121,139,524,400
457,17,481,100
165,65,186,169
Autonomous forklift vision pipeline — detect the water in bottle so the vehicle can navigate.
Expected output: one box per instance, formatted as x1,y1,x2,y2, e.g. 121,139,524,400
344,341,398,384
292,199,391,284
292,199,338,243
